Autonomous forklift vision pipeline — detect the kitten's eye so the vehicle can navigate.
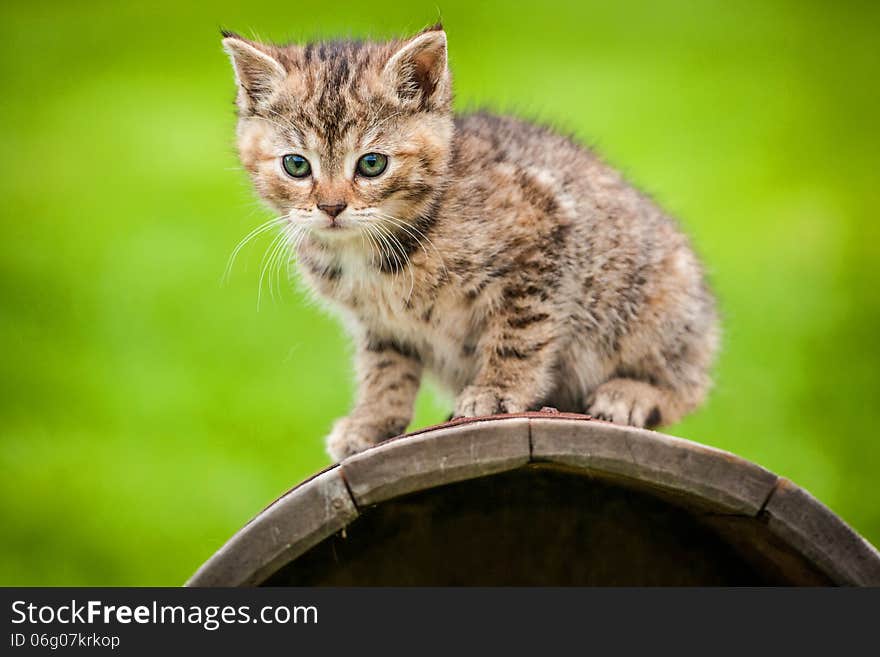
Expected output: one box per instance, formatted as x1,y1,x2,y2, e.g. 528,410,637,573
282,154,311,178
356,153,388,177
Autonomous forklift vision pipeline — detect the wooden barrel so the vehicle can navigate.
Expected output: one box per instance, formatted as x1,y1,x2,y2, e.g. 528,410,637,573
187,412,880,586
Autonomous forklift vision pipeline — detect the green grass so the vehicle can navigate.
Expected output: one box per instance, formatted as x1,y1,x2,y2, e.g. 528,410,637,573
1,0,878,585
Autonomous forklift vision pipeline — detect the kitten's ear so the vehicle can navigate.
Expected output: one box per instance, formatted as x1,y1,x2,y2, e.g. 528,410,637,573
382,26,450,110
222,33,287,112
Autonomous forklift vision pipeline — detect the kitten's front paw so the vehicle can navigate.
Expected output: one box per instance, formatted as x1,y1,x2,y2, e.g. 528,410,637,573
454,385,527,418
325,417,378,462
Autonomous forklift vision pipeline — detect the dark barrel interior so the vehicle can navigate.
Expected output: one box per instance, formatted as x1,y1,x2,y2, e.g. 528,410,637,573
264,466,820,586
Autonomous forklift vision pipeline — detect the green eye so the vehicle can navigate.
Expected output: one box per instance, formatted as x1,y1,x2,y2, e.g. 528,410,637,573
282,154,311,178
356,152,388,177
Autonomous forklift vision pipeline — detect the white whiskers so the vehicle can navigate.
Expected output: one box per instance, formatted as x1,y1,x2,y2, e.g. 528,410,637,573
375,211,447,278
223,214,310,310
354,212,418,302
222,215,288,285
225,207,443,311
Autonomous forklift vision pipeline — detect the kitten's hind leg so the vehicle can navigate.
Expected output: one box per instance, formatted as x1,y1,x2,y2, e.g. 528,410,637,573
586,378,685,429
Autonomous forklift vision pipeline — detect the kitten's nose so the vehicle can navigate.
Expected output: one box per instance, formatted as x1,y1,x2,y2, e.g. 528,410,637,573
318,202,347,219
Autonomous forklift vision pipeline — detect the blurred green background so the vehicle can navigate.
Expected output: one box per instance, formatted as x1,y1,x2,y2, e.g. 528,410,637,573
1,0,878,585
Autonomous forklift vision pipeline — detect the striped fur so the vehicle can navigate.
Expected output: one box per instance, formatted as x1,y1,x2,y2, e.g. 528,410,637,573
222,26,720,461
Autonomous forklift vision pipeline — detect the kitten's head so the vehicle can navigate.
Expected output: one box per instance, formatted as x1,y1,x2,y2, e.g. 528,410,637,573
222,25,453,246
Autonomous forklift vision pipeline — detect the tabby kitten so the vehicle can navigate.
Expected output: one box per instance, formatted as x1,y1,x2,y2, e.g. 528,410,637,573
222,25,719,461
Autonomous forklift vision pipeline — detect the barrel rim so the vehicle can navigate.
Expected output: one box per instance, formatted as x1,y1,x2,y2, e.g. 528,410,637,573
186,413,880,586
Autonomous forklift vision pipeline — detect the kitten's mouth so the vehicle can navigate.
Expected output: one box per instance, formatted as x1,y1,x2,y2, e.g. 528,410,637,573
314,217,356,238
320,220,348,233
